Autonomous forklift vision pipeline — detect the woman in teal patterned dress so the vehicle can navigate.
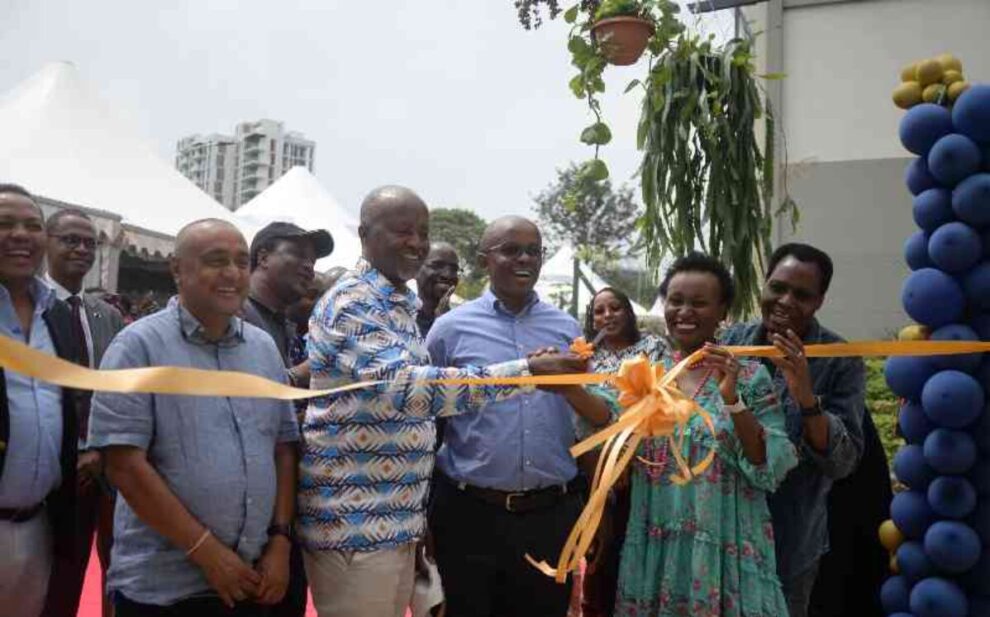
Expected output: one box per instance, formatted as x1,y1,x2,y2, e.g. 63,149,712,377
615,254,798,617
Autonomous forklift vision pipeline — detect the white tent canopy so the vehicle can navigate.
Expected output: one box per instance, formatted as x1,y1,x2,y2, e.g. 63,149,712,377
0,62,239,253
535,244,649,316
235,166,363,271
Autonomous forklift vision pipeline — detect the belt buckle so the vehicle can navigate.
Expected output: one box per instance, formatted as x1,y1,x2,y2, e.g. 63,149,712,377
505,491,526,512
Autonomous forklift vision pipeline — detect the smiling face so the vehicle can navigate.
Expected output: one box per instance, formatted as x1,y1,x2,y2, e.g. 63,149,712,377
171,221,251,321
416,243,459,305
256,237,317,305
591,290,634,345
360,199,430,286
0,192,46,286
480,218,543,308
46,213,97,289
663,270,727,352
761,255,825,338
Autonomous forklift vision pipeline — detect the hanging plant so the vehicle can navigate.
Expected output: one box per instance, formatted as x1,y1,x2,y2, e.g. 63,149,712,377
546,0,796,316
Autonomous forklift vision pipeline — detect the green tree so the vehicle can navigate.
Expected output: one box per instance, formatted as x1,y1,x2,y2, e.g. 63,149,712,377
429,207,488,299
533,162,640,260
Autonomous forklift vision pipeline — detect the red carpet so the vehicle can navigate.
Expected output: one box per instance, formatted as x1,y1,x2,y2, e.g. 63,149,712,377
77,542,319,616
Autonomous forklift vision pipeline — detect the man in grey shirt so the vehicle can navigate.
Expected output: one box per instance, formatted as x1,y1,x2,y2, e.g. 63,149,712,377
89,219,299,616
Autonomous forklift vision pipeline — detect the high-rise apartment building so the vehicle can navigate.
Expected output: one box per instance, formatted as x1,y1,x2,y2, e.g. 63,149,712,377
175,119,316,211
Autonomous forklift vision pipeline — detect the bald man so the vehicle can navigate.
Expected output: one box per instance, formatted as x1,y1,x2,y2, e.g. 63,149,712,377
299,188,586,617
88,219,300,616
425,216,613,617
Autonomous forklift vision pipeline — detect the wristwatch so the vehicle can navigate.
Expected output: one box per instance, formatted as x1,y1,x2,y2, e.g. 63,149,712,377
800,395,824,417
267,523,293,540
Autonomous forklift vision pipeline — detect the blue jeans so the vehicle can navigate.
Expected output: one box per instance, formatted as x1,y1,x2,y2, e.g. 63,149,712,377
783,560,820,617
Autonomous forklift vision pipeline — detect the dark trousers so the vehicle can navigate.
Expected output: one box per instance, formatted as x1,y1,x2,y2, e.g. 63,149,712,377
115,593,269,617
429,475,583,617
268,540,307,617
580,484,630,617
43,481,115,617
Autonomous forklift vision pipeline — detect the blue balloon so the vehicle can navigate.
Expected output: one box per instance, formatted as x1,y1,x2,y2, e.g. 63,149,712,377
924,520,982,573
962,262,990,311
928,222,983,273
952,172,990,227
901,103,954,156
900,400,935,444
895,444,936,489
924,428,977,474
921,369,985,427
902,268,965,328
913,188,954,231
897,540,933,582
968,458,990,496
952,84,990,143
906,156,939,195
927,476,977,518
971,401,990,455
909,577,969,617
905,231,933,270
928,134,983,186
892,490,935,539
929,324,983,373
880,575,911,613
886,356,937,400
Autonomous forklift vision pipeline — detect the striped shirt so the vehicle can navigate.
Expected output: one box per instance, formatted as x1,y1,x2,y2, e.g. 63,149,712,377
298,259,531,552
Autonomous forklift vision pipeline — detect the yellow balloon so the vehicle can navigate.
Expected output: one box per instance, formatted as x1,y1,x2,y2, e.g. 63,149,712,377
943,70,964,85
900,62,919,83
916,59,944,86
949,81,971,103
890,553,899,574
879,519,905,552
923,84,946,104
936,53,963,73
898,325,929,341
893,82,923,109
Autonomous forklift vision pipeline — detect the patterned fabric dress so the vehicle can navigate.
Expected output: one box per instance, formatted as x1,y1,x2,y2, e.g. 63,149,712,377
615,348,798,617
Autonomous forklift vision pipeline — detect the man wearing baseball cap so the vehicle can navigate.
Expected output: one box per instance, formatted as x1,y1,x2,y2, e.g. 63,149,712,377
243,221,332,617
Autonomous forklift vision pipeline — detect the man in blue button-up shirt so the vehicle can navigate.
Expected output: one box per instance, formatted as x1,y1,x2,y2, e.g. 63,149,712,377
427,216,613,617
89,219,299,616
0,184,80,617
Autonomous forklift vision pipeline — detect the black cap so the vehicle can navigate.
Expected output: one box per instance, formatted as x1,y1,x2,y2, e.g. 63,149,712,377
250,221,334,270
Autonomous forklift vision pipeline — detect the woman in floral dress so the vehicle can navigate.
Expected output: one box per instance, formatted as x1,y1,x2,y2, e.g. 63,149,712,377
615,253,797,617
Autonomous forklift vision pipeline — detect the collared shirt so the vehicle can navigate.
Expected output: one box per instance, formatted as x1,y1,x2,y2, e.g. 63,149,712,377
242,295,295,368
45,274,94,367
427,289,582,491
721,319,865,580
0,277,63,509
299,259,530,553
88,297,299,606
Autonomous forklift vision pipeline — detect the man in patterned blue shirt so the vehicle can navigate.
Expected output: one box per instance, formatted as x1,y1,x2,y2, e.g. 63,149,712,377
299,187,586,617
426,216,614,617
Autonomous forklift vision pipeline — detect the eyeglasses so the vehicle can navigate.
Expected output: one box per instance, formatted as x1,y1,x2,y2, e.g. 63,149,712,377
482,242,546,260
50,234,99,250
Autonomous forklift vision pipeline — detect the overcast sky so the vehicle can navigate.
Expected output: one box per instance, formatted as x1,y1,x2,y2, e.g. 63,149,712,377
1,0,732,222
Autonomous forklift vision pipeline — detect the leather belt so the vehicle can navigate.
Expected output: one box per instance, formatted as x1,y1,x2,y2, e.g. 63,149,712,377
445,474,585,513
0,501,45,523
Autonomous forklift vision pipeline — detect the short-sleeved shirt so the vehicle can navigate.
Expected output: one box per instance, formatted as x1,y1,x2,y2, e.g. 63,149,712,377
88,298,299,606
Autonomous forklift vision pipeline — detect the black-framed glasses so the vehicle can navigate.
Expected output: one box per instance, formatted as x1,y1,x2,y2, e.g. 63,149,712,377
50,234,99,250
482,242,546,260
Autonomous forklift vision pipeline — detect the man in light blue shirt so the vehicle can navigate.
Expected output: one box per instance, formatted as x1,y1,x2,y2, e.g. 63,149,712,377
89,219,299,616
0,184,80,617
426,216,613,617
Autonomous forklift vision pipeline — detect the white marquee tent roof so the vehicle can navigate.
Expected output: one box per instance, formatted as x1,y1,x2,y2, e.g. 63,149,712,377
0,61,238,253
535,244,649,316
235,166,363,271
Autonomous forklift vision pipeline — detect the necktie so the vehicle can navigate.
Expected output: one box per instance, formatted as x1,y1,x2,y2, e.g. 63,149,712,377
67,296,92,439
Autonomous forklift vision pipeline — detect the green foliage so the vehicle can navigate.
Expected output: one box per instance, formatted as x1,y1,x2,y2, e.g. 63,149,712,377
594,0,642,20
429,208,488,298
864,357,903,468
533,162,640,259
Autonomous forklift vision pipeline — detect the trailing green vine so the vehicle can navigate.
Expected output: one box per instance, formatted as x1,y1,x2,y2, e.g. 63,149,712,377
528,0,797,316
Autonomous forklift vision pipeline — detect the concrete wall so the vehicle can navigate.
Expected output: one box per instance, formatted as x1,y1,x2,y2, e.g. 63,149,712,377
738,0,990,337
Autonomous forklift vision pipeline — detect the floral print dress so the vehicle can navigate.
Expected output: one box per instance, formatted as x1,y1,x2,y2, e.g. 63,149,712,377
615,350,798,617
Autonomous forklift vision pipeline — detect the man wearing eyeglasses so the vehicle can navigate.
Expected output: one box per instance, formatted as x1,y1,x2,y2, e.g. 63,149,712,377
42,208,125,617
0,185,82,617
425,216,614,617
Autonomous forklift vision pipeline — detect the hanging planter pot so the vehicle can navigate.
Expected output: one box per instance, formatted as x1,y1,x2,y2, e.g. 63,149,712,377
591,16,655,66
